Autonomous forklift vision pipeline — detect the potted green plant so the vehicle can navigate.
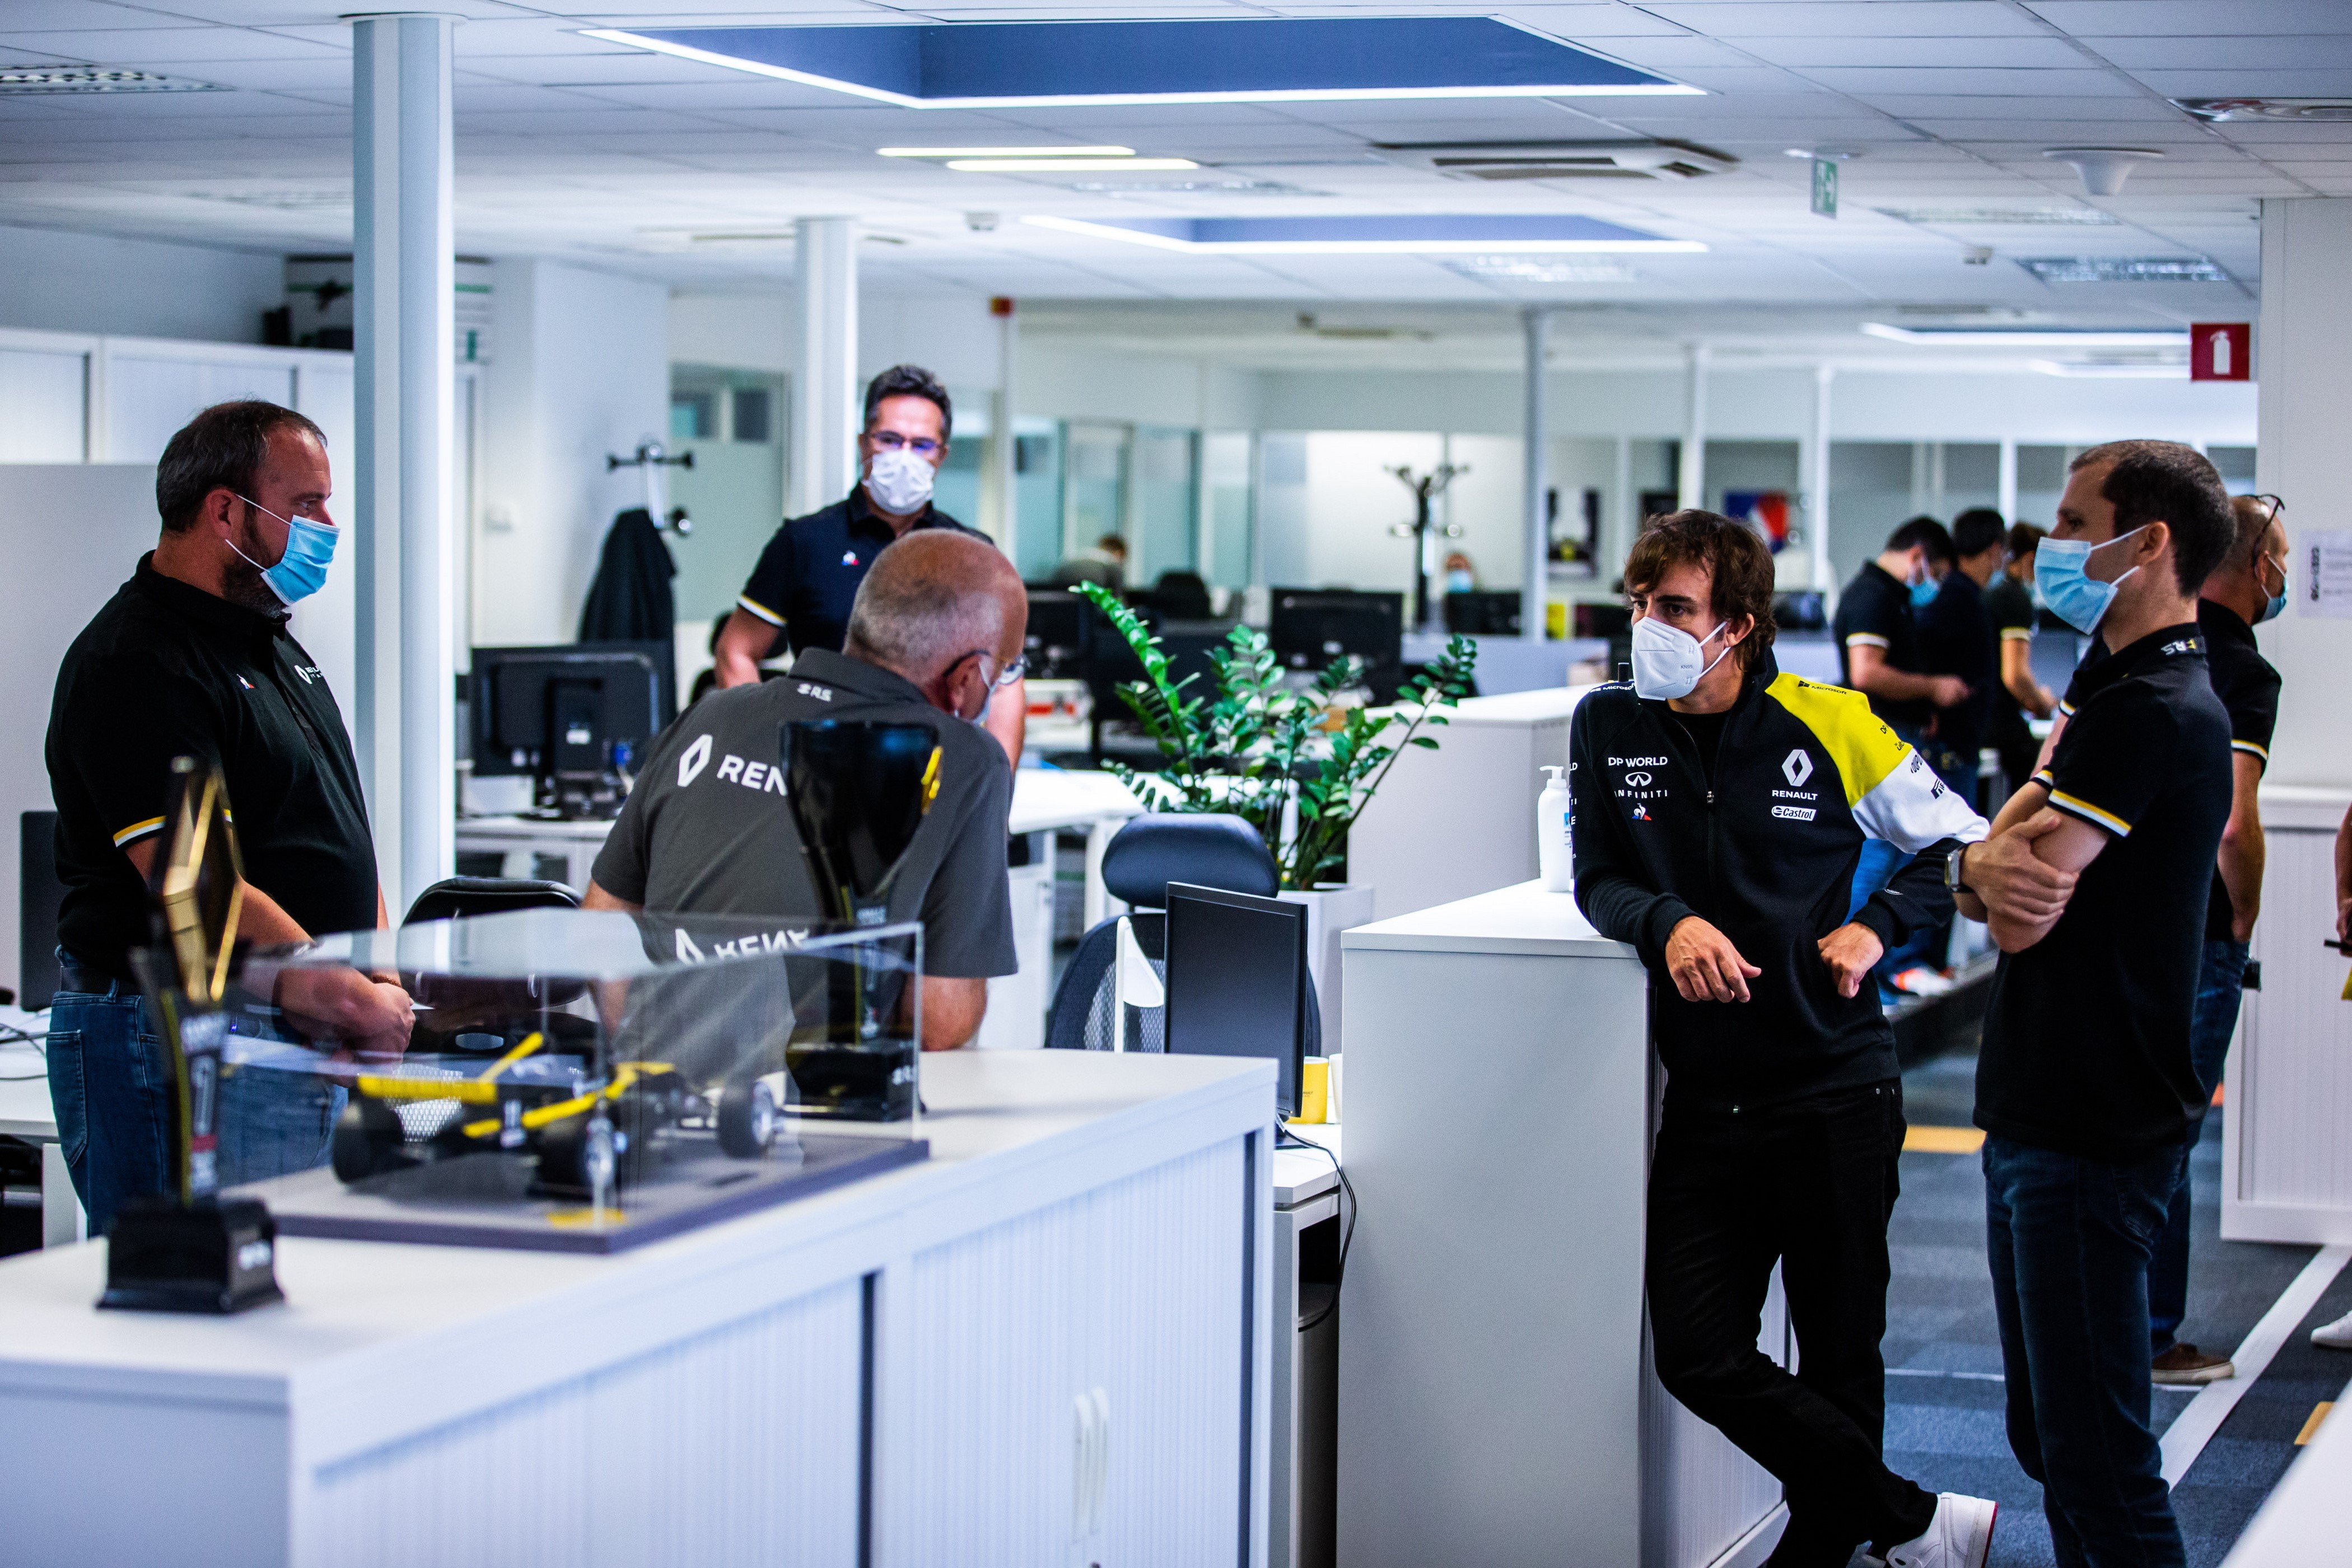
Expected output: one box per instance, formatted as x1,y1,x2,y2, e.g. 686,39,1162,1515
1074,584,1477,1038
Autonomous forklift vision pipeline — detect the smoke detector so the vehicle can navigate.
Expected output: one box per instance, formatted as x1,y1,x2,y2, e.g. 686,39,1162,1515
1378,140,1737,183
965,211,1000,232
2043,148,2164,198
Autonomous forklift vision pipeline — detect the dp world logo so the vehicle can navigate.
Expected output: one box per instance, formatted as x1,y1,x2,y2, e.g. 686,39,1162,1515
678,733,713,787
1782,749,1814,788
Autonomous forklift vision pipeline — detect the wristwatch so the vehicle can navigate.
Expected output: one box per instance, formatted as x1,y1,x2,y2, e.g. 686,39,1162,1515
1944,844,1971,894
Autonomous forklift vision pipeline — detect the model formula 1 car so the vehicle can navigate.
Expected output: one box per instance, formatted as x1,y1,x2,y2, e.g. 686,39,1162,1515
332,1032,780,1200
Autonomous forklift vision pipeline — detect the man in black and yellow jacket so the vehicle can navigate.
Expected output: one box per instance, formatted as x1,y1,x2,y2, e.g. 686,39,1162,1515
1570,511,1997,1568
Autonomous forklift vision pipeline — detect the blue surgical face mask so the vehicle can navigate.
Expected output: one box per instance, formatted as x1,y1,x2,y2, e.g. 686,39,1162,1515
2255,553,2289,626
1909,577,1940,610
227,494,337,606
2034,525,2146,634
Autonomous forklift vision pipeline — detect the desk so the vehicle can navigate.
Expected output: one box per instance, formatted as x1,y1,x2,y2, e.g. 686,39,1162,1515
1272,1126,1343,1568
0,1006,81,1248
1338,883,1787,1568
0,1050,1274,1568
2220,1371,2352,1565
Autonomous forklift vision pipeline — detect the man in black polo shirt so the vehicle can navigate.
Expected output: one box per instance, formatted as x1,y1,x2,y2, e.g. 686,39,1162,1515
2143,492,2289,1385
710,363,1025,762
588,530,1021,1048
45,400,411,1235
1954,440,2236,1568
1920,509,2003,809
1984,523,2056,801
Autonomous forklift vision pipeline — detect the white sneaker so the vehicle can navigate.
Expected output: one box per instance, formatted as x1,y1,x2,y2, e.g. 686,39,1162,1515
1883,1492,1998,1568
2315,1309,2352,1350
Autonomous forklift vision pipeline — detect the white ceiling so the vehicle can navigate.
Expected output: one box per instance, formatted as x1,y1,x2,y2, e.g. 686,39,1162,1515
0,0,2345,338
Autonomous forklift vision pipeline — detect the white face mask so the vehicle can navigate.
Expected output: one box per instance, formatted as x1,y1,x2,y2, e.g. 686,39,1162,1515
1631,615,1733,702
865,447,935,515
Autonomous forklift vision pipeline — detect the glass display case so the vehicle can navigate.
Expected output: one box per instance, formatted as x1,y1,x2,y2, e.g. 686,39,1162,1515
210,907,928,1254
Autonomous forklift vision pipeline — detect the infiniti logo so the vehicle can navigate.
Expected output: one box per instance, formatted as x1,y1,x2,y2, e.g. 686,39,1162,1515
1625,771,1653,787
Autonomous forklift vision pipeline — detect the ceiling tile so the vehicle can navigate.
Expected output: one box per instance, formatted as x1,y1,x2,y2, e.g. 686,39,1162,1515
1733,37,2092,69
1643,3,2051,40
2024,0,2352,36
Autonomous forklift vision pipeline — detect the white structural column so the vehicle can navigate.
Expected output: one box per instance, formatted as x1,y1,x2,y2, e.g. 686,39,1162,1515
351,12,456,918
987,297,1018,547
2257,198,2352,786
792,217,859,517
1810,365,1833,601
1678,342,1710,511
1996,437,2018,526
1522,306,1551,643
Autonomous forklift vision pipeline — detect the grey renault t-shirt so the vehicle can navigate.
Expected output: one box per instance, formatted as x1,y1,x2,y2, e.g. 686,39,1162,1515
591,648,1016,979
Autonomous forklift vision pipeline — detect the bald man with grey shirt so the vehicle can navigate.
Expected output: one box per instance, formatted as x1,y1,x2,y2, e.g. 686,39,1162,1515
585,531,1025,1047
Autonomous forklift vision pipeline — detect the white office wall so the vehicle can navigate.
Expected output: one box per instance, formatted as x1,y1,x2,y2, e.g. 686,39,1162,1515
479,259,670,647
0,465,165,993
0,223,282,346
104,355,296,465
671,293,791,375
0,346,88,462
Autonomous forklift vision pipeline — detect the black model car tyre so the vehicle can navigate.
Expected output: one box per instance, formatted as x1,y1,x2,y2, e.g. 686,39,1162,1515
331,1096,408,1183
717,1079,777,1159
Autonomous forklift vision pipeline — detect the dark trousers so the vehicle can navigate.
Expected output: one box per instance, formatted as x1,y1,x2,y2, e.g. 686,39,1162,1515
1984,1135,2188,1568
1649,1081,1938,1565
2148,939,2247,1353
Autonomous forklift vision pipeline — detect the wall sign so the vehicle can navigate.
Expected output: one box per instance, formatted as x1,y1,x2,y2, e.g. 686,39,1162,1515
2190,322,2251,381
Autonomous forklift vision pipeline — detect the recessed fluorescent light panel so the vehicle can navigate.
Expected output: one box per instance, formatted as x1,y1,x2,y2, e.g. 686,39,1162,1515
581,18,1696,108
1066,179,1326,197
879,146,1135,158
948,158,1197,173
2015,256,2229,284
1023,214,1704,256
1862,324,2187,346
0,68,220,94
2173,97,2352,123
1446,256,1637,284
1875,207,2119,226
2031,360,2188,379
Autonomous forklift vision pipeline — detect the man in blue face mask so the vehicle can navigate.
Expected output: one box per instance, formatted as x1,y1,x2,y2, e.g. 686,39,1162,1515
1952,440,2237,1568
44,400,410,1238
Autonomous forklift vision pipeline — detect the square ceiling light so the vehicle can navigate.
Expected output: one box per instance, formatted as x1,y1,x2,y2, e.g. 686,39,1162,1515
1022,214,1704,255
581,18,1695,109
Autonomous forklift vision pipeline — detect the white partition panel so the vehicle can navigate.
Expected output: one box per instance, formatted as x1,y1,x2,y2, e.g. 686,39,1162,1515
104,350,297,464
0,347,88,463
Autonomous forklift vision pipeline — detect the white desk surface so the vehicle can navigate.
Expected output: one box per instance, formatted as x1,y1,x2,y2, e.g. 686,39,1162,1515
451,815,617,842
0,1049,1270,1397
0,1004,54,1140
1274,1124,1342,1207
1341,879,1639,961
2257,783,2352,832
2223,1372,2352,1566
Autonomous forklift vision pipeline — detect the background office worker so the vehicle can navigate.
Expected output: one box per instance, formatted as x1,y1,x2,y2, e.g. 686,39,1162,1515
587,530,1022,1049
1954,440,2236,1568
711,363,1025,763
1571,511,1994,1568
44,400,412,1236
2141,491,2290,1385
1984,523,2057,801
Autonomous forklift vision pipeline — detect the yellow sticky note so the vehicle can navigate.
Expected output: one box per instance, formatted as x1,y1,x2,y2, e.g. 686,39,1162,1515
1289,1057,1329,1126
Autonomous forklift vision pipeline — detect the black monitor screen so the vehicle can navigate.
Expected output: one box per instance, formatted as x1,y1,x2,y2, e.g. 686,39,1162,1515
1269,589,1403,672
1444,590,1523,637
1164,880,1308,1117
1023,587,1091,676
470,643,675,778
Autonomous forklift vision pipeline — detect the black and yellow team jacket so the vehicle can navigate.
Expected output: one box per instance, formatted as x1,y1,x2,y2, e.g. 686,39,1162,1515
1569,651,1988,1113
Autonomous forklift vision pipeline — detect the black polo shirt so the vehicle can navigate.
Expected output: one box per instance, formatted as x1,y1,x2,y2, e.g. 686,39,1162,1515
735,487,983,657
46,556,378,982
1919,570,1996,758
1833,561,1928,731
591,648,1015,979
1974,623,2232,1161
1982,573,2037,752
2197,598,2281,942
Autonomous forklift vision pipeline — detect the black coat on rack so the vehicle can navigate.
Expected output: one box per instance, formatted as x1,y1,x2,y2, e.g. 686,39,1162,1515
577,507,676,645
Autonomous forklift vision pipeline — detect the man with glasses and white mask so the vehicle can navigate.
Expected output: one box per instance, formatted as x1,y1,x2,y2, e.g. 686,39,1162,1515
587,530,1024,1049
711,363,1026,763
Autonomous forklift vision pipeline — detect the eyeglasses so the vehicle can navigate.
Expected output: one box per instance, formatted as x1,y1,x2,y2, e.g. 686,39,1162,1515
2251,493,2284,522
982,652,1028,692
867,431,942,456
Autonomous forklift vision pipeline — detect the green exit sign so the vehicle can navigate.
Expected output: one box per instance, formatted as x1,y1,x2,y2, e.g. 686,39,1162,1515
1811,157,1838,218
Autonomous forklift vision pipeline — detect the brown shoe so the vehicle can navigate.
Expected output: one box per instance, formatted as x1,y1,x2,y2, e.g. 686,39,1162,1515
2152,1343,2235,1385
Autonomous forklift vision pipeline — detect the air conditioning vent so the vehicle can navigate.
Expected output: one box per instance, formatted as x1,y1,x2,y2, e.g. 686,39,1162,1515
2174,97,2352,123
1378,141,1737,183
0,67,222,94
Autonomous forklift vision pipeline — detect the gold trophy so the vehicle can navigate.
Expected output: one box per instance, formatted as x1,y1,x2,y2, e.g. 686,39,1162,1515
100,757,284,1314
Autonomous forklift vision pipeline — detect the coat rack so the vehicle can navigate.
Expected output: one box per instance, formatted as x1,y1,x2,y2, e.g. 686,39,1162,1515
606,440,694,535
1388,463,1466,633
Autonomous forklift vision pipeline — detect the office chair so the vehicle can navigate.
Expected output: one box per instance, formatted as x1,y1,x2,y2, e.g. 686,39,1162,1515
1044,814,1320,1054
400,877,586,1053
1149,570,1214,620
18,811,63,1011
402,876,580,925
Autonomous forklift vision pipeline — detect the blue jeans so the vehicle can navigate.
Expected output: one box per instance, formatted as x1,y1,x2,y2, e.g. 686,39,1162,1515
1984,1134,2189,1568
47,950,344,1238
2147,938,2247,1354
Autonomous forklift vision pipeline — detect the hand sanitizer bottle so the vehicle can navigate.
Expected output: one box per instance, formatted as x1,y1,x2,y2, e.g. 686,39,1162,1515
1538,765,1574,892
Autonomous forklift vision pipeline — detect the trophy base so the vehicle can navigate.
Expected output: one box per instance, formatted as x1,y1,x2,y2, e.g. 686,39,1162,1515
99,1193,285,1315
786,1038,919,1122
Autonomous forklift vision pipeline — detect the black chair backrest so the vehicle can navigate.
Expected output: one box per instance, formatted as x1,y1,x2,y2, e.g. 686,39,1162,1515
403,876,581,926
1151,571,1214,620
1102,813,1277,911
18,811,62,1011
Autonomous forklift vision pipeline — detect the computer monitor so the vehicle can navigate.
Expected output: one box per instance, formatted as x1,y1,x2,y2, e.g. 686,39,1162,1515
1164,880,1309,1118
1444,590,1523,637
470,643,676,815
1269,589,1404,673
1022,587,1092,678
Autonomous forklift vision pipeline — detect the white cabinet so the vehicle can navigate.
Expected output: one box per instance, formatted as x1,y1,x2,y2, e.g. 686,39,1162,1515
0,342,90,462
